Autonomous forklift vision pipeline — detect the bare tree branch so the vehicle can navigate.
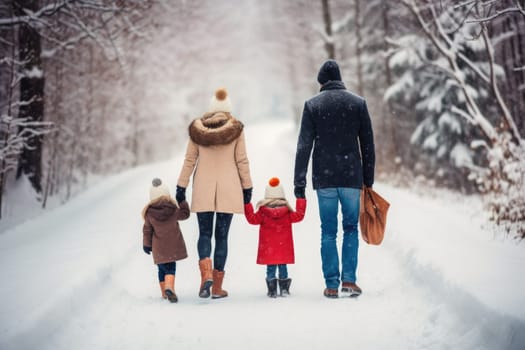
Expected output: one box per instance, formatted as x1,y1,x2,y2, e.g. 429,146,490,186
466,6,525,23
0,1,71,27
456,0,525,22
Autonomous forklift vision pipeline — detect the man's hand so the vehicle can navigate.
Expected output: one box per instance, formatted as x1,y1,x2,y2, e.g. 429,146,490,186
294,186,305,199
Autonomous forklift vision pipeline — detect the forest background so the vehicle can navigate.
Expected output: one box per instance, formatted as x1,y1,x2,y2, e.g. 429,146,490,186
1,0,524,238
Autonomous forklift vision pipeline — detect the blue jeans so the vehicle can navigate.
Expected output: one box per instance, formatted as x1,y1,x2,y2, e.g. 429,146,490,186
266,264,288,280
157,262,176,282
316,187,360,289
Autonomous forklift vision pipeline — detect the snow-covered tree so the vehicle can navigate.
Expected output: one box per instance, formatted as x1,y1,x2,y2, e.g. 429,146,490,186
1,0,156,216
394,0,525,238
385,16,494,190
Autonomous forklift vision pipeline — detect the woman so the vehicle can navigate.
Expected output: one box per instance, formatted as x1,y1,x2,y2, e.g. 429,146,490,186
176,88,253,299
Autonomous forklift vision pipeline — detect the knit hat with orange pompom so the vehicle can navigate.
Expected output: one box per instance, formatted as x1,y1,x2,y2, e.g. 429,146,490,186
264,177,286,200
208,88,232,114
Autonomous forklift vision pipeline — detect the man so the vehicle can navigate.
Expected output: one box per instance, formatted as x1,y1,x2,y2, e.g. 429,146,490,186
294,59,375,298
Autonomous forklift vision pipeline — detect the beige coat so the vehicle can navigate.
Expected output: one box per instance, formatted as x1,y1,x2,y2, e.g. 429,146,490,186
177,112,253,214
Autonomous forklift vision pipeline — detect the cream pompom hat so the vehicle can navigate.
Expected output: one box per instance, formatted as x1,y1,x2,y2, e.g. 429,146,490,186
208,88,232,114
264,177,286,199
256,177,293,210
149,178,170,201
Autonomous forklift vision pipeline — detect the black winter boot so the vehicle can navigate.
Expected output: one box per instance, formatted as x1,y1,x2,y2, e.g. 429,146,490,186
266,278,278,298
278,278,292,297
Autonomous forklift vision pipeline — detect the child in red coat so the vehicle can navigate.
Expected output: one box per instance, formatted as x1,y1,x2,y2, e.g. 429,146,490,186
244,177,306,297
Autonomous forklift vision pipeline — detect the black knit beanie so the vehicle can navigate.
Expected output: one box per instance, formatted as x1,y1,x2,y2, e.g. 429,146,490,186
317,59,342,85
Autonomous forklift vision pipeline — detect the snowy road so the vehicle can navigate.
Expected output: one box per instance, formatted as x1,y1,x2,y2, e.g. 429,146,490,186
1,121,524,350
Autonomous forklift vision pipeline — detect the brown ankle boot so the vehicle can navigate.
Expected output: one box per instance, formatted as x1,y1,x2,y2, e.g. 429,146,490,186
199,258,213,298
159,281,167,299
212,269,228,299
341,282,362,297
323,288,338,299
164,274,178,303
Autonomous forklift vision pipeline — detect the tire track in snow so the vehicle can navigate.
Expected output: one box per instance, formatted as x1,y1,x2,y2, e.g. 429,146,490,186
384,241,525,350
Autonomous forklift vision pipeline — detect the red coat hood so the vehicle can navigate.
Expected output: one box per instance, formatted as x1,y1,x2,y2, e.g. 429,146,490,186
258,205,290,219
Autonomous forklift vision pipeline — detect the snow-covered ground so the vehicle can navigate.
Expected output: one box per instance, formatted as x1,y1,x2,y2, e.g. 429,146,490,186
1,120,524,350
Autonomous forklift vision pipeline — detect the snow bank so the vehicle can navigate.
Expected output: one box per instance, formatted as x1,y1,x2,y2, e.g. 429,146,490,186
379,184,525,322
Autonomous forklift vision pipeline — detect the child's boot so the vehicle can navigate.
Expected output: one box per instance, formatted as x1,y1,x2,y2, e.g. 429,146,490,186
159,281,167,299
164,274,178,303
199,258,213,298
278,278,292,297
266,278,278,298
212,269,228,299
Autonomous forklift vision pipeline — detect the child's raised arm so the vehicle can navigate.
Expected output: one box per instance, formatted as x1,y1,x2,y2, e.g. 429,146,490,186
175,201,190,221
244,202,263,225
290,198,307,223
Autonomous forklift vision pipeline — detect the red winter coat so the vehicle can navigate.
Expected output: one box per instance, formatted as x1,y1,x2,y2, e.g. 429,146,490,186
244,198,306,265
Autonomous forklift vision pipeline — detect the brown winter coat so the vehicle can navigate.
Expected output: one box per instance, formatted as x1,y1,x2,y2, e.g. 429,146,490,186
142,197,190,264
177,112,253,214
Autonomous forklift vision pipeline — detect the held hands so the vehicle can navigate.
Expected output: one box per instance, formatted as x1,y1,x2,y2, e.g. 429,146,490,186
175,186,186,203
243,188,253,204
143,246,152,255
294,186,305,199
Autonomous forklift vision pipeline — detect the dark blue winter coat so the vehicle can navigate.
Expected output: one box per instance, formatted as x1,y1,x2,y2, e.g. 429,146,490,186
294,80,375,190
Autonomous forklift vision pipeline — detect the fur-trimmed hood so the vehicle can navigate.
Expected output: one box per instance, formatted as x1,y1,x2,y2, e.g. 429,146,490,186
189,112,243,146
141,196,179,220
256,198,294,211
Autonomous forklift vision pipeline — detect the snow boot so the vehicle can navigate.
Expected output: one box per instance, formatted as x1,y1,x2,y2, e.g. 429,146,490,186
211,269,228,299
159,281,167,299
266,278,278,298
164,274,178,303
341,282,362,297
199,258,213,298
278,278,292,297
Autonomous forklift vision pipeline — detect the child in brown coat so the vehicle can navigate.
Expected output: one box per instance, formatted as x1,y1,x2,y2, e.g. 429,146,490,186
142,178,190,302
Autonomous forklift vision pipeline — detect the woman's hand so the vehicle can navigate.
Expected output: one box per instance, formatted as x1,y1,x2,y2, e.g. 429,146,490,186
243,188,253,204
176,186,186,203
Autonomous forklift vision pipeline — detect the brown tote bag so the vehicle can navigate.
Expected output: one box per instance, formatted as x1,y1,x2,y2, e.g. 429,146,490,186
359,187,390,245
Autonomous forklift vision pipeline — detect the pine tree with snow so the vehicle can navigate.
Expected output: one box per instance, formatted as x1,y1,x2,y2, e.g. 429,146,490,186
385,8,498,191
